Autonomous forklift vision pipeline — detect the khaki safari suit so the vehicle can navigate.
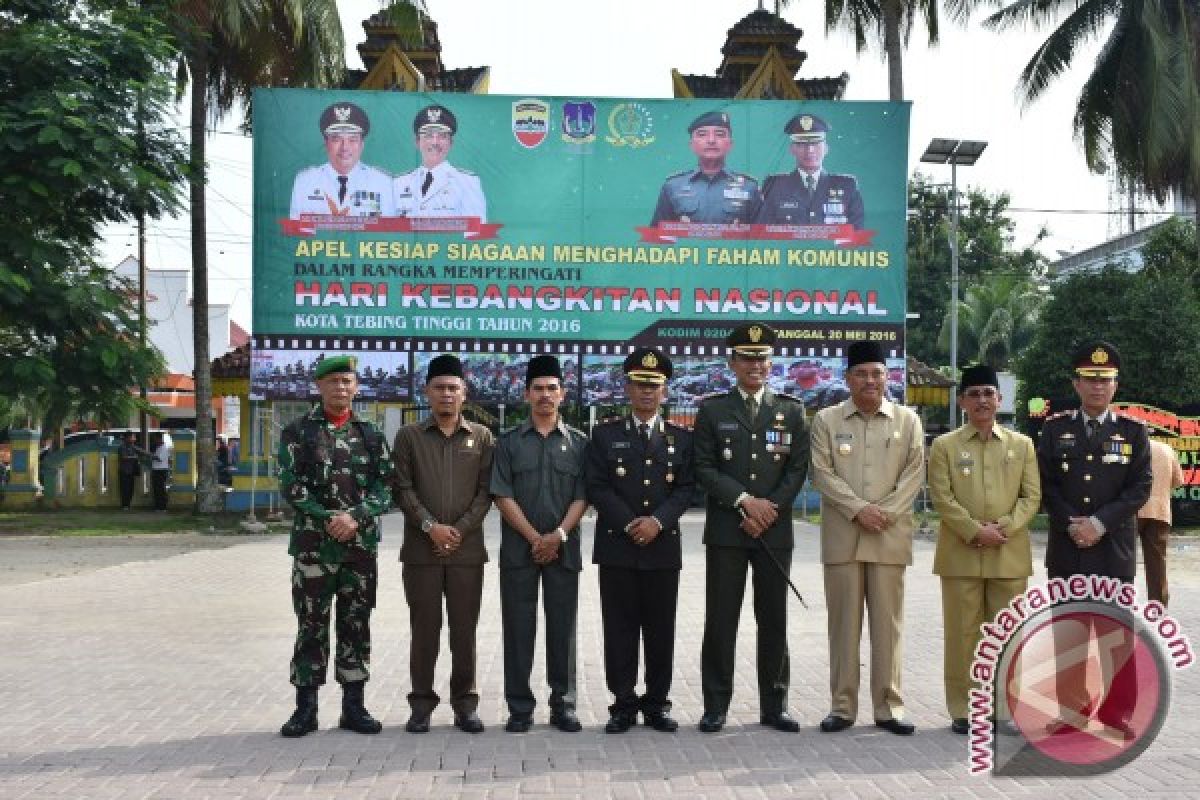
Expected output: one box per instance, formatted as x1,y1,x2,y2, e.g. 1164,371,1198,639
694,388,809,716
810,398,924,722
1137,439,1184,606
391,417,495,719
928,424,1040,720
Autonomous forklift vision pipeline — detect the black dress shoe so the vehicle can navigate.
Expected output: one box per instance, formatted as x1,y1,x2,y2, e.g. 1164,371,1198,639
819,714,853,733
760,712,801,733
605,714,634,734
697,711,726,733
454,712,484,733
951,718,969,735
404,713,431,734
550,709,582,733
875,718,916,735
643,711,679,732
505,714,532,733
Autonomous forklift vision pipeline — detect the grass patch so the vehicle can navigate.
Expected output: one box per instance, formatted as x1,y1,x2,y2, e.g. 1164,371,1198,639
0,510,254,537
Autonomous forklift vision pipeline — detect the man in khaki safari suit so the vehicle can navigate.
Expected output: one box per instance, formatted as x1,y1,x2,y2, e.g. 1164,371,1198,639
928,364,1040,735
810,340,924,735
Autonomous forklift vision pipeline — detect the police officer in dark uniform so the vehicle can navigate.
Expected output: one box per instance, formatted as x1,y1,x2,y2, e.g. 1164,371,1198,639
754,113,865,229
1037,341,1152,737
277,355,394,738
587,348,695,734
650,111,761,225
693,323,810,733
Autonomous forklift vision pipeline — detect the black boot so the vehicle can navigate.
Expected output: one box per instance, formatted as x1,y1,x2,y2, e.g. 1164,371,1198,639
280,686,318,737
339,681,382,734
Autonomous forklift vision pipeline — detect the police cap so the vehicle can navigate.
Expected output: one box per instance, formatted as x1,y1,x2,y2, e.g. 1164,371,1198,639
413,104,457,135
426,354,464,382
319,102,369,137
688,111,731,134
624,347,672,385
785,113,829,143
727,323,776,357
1073,340,1120,378
314,355,358,380
525,354,563,387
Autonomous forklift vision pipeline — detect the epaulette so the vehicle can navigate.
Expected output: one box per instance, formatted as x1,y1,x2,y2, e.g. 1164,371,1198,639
1113,410,1147,426
729,171,759,185
774,392,804,404
697,391,731,405
455,166,478,176
1045,410,1076,421
828,173,860,187
596,415,623,426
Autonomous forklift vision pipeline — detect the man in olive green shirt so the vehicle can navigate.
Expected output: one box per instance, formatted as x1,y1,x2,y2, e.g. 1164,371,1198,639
490,355,589,733
392,354,495,735
928,364,1039,734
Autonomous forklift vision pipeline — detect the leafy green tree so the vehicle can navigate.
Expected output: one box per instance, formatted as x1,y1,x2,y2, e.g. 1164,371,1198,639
1140,215,1200,288
165,0,345,511
906,176,1047,366
983,0,1200,254
1016,268,1200,424
937,273,1045,370
0,0,183,437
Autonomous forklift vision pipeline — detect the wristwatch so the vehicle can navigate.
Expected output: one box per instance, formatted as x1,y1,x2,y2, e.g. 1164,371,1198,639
555,527,567,543
421,518,434,534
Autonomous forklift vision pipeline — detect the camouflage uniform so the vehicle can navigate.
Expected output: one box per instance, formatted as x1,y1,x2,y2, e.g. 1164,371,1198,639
278,406,393,687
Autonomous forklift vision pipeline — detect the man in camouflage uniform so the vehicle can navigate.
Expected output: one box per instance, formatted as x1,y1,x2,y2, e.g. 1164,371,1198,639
277,355,394,737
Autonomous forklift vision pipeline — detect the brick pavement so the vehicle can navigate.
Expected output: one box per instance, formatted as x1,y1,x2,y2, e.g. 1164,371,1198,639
0,510,1197,799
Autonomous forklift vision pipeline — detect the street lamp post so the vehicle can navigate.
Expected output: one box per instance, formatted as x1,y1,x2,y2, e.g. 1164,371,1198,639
919,138,987,428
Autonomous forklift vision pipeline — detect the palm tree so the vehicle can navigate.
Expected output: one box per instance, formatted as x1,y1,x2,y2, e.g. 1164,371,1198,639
984,0,1200,256
167,0,345,511
822,0,968,100
937,274,1046,370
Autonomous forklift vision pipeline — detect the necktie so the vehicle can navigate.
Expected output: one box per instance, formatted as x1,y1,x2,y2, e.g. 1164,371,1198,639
639,423,650,446
1087,418,1100,444
804,174,815,192
746,394,758,421
421,170,433,196
336,174,348,204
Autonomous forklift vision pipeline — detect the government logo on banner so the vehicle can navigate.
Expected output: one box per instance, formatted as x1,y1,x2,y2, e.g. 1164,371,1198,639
512,98,549,148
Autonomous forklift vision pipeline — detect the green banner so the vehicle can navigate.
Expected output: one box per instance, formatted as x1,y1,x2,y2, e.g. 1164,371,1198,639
253,89,909,357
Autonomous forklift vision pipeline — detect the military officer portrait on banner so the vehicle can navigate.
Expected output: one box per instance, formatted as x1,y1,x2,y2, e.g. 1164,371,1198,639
276,355,394,738
754,113,865,229
928,364,1040,736
586,347,695,734
1038,341,1152,739
289,102,393,219
394,104,488,220
809,340,924,736
693,323,810,734
391,354,495,735
649,111,761,226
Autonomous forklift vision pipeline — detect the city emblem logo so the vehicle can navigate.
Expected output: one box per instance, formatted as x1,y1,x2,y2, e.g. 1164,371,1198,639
605,103,656,148
512,99,549,149
562,101,597,146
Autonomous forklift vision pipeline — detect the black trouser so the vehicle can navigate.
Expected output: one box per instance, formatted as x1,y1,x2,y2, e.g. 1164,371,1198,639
151,469,169,510
500,562,579,717
701,544,792,716
118,471,136,508
599,566,680,718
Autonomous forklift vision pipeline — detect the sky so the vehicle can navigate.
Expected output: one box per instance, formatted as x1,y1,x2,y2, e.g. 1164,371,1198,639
99,0,1177,329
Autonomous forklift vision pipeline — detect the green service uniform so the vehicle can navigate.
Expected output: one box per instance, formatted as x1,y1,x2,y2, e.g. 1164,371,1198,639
278,407,393,687
693,389,809,716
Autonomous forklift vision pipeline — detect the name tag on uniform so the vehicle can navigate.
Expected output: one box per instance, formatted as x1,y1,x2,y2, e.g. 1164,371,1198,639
823,203,844,214
611,441,631,449
718,423,739,432
725,188,749,200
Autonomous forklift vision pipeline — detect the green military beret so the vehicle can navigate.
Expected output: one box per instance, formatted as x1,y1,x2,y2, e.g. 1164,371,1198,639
314,355,358,380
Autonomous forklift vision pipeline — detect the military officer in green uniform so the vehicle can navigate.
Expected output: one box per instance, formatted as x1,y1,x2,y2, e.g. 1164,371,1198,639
650,111,761,225
754,114,865,229
277,355,394,738
1038,341,1152,738
694,323,810,733
587,347,695,734
928,364,1040,735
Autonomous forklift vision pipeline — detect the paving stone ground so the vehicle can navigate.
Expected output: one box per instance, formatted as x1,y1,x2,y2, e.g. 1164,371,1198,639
0,510,1197,799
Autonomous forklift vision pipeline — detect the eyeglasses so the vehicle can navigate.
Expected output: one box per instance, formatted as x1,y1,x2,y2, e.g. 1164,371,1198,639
962,388,998,399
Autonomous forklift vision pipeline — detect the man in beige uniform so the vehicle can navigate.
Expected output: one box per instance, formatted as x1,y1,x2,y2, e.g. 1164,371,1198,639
1137,438,1185,607
810,340,924,735
927,364,1040,735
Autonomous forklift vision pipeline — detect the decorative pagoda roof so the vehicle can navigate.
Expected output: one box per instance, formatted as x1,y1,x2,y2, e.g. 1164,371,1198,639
346,1,489,93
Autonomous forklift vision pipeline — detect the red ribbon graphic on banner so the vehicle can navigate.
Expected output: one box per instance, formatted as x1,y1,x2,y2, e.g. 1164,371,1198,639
280,215,503,239
634,222,876,247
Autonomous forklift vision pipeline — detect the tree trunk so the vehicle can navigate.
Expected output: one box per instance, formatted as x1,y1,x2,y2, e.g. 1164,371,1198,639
188,54,222,513
883,2,904,102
